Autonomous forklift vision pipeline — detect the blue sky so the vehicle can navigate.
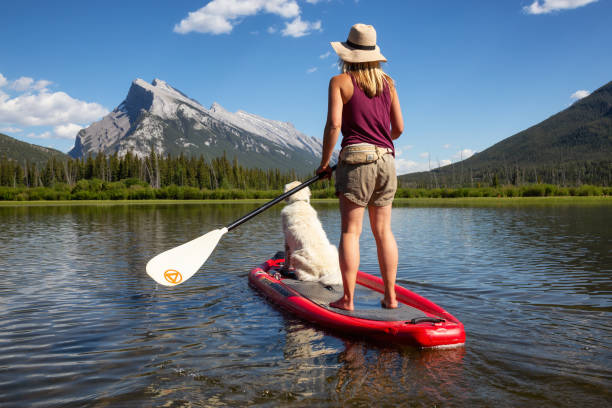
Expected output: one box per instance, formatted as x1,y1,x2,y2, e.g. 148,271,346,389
1,0,610,174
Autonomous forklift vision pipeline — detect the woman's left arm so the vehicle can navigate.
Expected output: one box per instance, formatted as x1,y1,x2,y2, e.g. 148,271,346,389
317,76,343,176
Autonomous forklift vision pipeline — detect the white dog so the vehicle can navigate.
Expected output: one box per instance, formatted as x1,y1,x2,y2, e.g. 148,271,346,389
281,181,342,286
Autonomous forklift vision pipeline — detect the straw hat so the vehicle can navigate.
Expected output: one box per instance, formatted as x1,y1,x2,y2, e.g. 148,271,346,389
330,23,387,63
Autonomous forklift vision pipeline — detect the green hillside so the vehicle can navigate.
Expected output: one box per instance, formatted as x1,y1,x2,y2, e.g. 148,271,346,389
0,133,70,165
400,81,612,187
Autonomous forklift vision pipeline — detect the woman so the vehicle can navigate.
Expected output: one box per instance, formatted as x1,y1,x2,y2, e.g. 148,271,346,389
317,23,404,311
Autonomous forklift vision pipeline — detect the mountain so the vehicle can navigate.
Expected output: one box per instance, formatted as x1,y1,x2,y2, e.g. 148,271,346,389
69,78,327,174
0,133,70,165
400,80,612,186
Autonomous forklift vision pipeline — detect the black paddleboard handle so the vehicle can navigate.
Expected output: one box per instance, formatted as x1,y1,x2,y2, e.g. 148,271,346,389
410,317,446,324
225,164,337,232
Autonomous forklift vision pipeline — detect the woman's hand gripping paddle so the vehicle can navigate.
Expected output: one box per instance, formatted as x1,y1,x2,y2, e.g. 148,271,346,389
146,165,336,286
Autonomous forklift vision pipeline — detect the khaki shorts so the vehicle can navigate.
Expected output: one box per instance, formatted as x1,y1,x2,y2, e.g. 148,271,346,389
335,153,397,207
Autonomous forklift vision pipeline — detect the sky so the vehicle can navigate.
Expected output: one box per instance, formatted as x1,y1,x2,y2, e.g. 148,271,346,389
1,0,610,174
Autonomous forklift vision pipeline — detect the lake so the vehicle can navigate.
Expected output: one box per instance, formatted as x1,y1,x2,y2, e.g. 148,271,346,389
0,201,610,407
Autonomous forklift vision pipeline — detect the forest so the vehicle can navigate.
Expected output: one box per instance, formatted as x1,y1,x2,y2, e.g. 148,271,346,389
0,151,336,200
0,151,308,190
398,160,611,189
0,152,609,201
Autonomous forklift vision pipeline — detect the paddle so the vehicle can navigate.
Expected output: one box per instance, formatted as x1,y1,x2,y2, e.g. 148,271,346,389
146,165,337,286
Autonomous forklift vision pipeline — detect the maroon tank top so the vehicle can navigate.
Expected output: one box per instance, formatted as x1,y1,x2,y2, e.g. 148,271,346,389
341,74,393,154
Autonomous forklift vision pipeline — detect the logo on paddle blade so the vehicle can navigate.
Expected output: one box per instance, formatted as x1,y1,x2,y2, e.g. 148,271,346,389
164,269,182,284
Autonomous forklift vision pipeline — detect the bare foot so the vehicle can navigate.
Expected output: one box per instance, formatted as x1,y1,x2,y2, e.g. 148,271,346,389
330,297,354,311
381,299,399,309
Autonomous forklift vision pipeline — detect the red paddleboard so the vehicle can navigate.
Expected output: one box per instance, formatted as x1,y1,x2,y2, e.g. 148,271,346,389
249,253,466,348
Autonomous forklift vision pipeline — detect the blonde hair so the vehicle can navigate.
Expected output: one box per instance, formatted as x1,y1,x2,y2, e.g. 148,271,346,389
341,60,394,98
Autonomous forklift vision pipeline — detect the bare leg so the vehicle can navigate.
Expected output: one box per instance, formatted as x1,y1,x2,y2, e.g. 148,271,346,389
330,195,365,311
368,204,398,308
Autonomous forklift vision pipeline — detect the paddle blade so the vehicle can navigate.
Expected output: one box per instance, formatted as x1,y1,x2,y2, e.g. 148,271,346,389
146,227,228,286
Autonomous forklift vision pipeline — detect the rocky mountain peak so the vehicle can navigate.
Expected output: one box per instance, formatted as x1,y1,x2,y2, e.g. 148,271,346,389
68,78,328,173
151,78,168,88
209,102,227,113
129,78,204,117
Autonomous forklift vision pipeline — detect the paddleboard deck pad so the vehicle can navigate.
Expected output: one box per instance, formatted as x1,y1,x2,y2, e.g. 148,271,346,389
249,252,466,348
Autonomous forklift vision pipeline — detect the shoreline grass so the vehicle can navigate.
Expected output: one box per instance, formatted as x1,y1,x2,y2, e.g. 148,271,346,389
392,196,611,206
0,199,272,206
0,195,609,207
2,181,609,203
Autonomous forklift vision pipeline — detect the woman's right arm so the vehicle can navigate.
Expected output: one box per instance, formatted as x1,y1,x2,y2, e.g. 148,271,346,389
390,85,404,140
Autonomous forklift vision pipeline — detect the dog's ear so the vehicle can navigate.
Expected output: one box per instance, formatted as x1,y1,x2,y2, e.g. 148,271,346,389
284,181,303,202
284,180,301,193
284,181,303,193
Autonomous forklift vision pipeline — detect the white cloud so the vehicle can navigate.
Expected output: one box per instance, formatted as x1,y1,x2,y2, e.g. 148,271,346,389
570,89,590,100
0,73,108,140
266,0,301,17
282,16,321,37
523,0,598,14
10,77,35,92
319,51,331,59
0,73,7,87
11,125,81,141
174,0,302,35
267,26,278,34
442,143,451,149
33,79,52,91
0,90,108,127
394,146,413,157
395,158,425,174
0,127,23,133
10,77,52,92
26,131,53,139
453,148,475,160
393,148,474,174
394,147,430,174
54,123,83,140
306,67,318,74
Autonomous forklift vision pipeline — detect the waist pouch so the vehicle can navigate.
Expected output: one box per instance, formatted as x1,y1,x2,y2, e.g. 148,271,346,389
340,143,392,164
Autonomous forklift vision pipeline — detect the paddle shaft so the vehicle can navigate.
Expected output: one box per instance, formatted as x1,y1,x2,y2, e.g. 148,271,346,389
226,165,337,232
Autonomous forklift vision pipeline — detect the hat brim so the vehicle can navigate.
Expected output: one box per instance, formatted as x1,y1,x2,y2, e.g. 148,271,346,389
330,41,387,63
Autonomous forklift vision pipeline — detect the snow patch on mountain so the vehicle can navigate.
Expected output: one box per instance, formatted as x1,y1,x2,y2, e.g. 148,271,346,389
207,103,320,154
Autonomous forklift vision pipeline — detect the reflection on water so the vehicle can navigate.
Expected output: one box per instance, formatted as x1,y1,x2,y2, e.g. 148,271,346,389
0,202,610,407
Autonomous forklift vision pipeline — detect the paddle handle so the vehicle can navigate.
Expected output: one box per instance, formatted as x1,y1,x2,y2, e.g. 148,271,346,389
226,164,337,232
